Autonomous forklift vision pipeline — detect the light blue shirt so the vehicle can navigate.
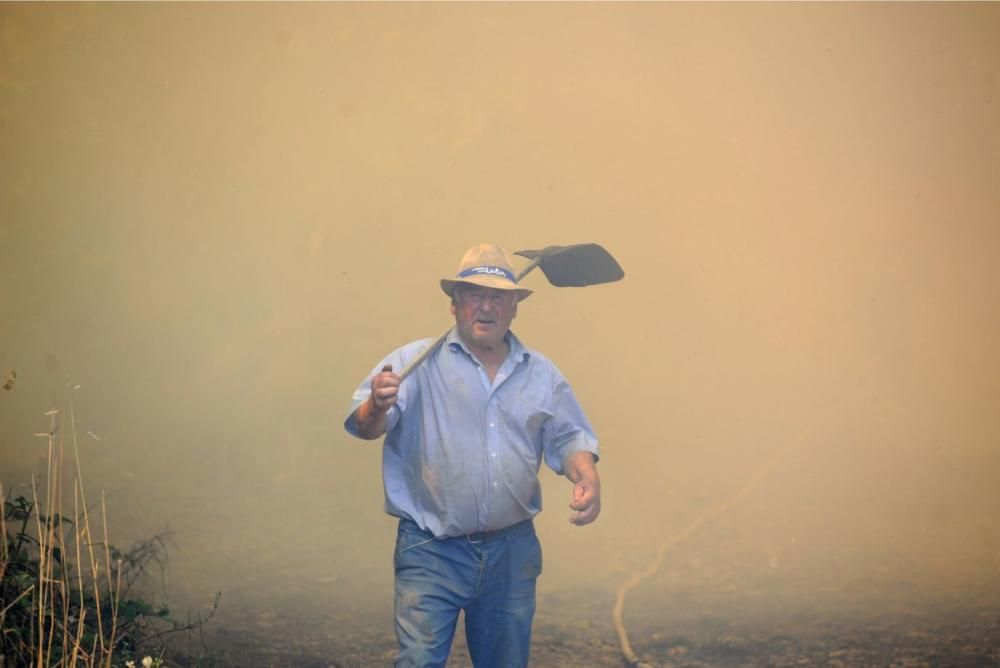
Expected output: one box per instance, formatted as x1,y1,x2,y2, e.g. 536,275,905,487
345,328,599,538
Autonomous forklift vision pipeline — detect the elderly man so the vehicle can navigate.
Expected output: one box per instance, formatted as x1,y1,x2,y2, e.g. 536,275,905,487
345,243,601,668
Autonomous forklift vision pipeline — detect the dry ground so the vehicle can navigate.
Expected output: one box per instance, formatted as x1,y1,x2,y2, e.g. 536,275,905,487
192,580,999,667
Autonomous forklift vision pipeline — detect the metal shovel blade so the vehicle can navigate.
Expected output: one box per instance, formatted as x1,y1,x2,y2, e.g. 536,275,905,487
514,243,625,287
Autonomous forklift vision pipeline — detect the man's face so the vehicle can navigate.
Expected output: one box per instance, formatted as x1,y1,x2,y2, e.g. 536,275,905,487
451,285,518,352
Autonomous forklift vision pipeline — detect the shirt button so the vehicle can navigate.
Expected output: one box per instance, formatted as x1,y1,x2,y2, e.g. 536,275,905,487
492,482,498,488
491,452,497,458
489,422,495,428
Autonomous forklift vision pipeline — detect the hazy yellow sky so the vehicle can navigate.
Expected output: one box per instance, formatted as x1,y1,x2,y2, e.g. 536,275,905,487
2,2,998,610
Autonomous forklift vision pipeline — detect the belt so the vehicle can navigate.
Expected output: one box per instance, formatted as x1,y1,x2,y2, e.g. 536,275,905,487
463,518,533,544
397,517,534,543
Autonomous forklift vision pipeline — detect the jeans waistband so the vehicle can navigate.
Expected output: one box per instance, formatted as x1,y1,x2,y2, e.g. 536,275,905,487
462,518,533,544
399,517,533,544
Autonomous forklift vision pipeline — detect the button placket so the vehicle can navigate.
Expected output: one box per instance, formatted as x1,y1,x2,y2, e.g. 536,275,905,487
485,400,502,514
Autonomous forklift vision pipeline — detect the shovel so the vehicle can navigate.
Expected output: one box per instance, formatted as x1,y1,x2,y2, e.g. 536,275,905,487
397,243,624,382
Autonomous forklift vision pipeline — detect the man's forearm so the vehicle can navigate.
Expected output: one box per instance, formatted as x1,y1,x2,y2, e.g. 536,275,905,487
564,450,598,483
354,397,389,440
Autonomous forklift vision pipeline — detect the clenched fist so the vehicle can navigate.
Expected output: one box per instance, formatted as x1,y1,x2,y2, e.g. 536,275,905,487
370,364,400,413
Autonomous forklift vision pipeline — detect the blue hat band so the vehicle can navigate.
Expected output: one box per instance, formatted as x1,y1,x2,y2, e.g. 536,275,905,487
457,266,516,283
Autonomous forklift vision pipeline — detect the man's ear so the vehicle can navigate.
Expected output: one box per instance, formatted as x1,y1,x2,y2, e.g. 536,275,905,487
450,301,457,317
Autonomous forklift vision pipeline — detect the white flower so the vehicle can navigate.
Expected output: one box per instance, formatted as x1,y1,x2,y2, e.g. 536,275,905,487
125,662,135,668
142,658,153,668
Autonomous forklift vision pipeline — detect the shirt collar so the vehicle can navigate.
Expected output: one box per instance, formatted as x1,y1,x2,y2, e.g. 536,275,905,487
445,327,530,364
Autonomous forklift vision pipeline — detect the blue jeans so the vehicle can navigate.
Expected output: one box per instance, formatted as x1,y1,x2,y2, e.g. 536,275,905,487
392,518,543,668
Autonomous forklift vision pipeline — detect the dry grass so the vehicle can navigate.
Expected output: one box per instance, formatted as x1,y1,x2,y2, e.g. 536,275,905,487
1,404,127,667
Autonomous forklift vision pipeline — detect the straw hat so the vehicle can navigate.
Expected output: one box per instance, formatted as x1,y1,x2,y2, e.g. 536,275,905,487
440,244,533,301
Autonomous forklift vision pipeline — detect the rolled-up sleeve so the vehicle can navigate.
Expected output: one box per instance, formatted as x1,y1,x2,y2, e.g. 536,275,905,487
541,378,599,475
